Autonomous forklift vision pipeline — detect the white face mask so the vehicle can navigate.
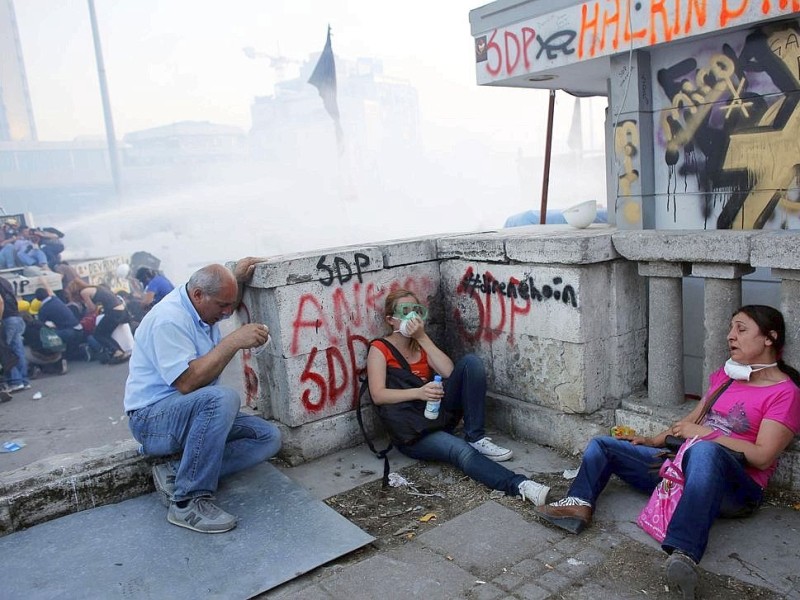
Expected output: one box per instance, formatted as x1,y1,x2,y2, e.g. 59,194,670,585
393,311,418,338
724,358,777,381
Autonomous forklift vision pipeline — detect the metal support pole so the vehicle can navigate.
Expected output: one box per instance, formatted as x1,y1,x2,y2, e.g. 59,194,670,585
88,0,121,195
539,89,556,224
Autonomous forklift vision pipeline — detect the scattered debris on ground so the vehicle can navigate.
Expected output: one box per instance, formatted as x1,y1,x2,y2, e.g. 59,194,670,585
319,462,795,598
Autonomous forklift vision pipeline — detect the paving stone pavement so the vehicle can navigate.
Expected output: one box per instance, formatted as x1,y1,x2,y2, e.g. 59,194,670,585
264,435,800,600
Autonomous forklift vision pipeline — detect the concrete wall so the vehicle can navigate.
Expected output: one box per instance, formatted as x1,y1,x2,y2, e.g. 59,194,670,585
243,227,646,462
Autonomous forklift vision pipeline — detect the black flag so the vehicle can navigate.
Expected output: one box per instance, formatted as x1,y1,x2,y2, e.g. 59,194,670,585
308,25,343,148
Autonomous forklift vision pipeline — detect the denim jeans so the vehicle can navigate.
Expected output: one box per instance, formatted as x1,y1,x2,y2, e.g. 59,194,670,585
0,245,16,268
128,385,282,501
56,328,84,359
3,316,29,386
16,247,47,267
398,354,526,496
440,354,487,443
567,436,762,563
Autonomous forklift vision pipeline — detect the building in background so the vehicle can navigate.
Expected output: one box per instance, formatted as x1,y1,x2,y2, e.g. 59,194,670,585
122,121,248,166
0,0,36,141
250,55,421,165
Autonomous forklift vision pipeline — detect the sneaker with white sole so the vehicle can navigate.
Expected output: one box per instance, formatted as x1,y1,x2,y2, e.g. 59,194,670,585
518,479,550,506
152,463,176,507
469,437,513,462
167,497,237,533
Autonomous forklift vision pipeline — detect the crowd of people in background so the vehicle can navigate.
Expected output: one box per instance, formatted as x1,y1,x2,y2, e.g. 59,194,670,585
0,220,174,395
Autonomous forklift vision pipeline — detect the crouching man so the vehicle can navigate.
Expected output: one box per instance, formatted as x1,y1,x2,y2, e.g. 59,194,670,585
123,258,280,533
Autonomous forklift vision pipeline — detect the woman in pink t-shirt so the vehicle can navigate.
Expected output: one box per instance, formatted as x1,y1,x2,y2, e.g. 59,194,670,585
534,305,800,598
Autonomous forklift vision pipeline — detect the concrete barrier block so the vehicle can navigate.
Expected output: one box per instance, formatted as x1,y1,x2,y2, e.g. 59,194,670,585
607,260,648,335
751,231,800,270
439,260,587,344
487,334,615,414
249,247,385,289
613,230,758,263
260,262,441,427
505,228,618,264
277,406,384,466
379,237,438,268
437,234,507,262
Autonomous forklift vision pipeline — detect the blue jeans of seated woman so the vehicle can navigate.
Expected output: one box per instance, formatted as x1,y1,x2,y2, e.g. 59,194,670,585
398,354,526,497
567,436,762,563
128,385,282,502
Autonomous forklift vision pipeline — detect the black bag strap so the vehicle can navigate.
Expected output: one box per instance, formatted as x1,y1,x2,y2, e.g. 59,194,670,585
693,378,734,425
373,337,412,373
356,338,404,488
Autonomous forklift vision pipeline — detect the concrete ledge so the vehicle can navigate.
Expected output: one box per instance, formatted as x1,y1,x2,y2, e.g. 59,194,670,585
504,226,617,264
437,232,508,263
0,440,152,536
751,231,800,270
485,391,613,455
613,230,760,263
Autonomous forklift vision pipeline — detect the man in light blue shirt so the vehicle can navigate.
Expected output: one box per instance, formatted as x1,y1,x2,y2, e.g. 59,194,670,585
124,258,279,533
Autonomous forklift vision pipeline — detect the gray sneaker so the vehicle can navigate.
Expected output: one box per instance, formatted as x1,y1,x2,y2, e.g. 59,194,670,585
152,463,176,507
167,497,237,533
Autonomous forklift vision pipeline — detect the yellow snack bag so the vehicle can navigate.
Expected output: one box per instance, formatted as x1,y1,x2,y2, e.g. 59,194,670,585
611,425,636,438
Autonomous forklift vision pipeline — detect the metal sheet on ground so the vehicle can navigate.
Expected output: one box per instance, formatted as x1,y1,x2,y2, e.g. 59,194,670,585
0,462,374,599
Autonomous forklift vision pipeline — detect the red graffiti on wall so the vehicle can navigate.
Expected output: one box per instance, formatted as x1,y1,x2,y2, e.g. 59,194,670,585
484,26,538,77
236,300,260,407
454,267,532,343
299,332,370,413
292,275,433,413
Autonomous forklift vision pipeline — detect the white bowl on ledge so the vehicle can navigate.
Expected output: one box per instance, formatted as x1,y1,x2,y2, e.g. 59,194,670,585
562,200,597,229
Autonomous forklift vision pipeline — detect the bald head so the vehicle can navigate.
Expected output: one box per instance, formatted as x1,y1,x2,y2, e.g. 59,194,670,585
187,264,236,296
187,264,238,324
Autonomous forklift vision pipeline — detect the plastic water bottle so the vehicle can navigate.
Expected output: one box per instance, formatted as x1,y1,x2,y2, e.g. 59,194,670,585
424,375,443,420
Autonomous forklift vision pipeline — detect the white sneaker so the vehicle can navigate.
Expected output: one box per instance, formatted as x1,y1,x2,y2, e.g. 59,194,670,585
518,480,550,506
469,437,513,462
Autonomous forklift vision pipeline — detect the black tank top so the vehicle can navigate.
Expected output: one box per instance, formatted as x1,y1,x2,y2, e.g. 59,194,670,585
91,286,122,311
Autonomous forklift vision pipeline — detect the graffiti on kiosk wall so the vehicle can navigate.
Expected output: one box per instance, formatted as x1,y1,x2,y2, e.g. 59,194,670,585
475,25,577,78
454,267,578,344
291,272,433,414
614,119,643,225
656,22,800,229
475,0,800,82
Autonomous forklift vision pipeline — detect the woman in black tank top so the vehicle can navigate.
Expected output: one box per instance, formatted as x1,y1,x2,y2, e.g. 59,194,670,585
66,279,130,364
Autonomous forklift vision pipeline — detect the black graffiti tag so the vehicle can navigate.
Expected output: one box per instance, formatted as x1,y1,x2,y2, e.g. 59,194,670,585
316,253,370,287
536,30,577,61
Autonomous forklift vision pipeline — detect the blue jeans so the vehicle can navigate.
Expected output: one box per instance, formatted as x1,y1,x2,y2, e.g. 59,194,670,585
568,436,762,563
0,245,16,268
128,385,282,502
398,354,526,496
3,316,29,386
16,247,47,267
56,328,85,358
